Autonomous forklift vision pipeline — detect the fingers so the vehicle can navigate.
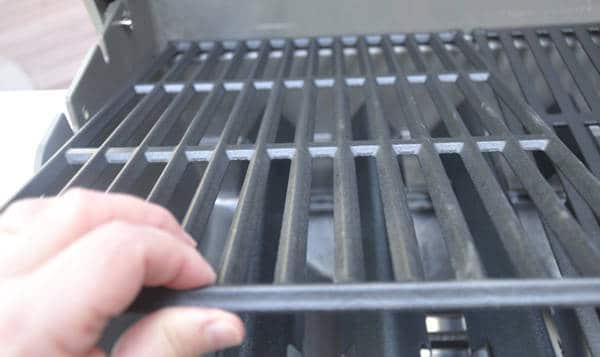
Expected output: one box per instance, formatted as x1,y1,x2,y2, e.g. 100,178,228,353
27,221,216,356
0,188,195,276
112,308,244,357
0,191,241,356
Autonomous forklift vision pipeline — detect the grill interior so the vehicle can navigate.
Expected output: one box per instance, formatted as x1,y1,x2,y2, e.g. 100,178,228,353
8,23,600,356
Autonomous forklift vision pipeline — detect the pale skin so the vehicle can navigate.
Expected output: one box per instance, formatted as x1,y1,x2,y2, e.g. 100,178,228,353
0,188,245,356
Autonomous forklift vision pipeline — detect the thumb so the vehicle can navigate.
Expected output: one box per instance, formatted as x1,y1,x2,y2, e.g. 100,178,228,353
112,307,244,357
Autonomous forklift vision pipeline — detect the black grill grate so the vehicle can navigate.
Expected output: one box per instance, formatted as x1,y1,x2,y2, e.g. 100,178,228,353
8,23,600,356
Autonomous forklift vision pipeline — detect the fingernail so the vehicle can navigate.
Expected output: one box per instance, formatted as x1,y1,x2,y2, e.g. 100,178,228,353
204,262,217,283
204,319,243,350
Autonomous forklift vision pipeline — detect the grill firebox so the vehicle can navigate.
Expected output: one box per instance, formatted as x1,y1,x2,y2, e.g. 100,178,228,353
8,23,600,356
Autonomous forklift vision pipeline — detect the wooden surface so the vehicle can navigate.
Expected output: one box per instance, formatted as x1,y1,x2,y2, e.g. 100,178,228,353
0,0,96,89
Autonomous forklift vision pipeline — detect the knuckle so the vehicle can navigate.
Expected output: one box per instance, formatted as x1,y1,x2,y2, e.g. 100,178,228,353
153,205,179,229
61,188,93,217
101,219,131,230
97,221,136,239
63,187,92,201
95,221,139,251
91,221,146,258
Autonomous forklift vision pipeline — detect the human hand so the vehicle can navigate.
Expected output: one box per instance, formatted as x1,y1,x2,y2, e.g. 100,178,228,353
0,188,244,356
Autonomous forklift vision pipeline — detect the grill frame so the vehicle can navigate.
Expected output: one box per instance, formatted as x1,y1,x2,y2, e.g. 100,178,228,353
9,22,600,356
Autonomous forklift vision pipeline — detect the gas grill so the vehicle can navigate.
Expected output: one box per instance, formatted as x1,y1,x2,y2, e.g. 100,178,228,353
7,0,600,355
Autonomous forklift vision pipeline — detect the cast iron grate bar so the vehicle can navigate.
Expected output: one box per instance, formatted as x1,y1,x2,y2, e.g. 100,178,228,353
147,44,228,205
426,55,553,277
5,22,600,357
219,40,294,284
107,43,224,194
435,33,600,277
181,41,268,236
381,35,485,281
331,38,367,283
273,39,318,284
477,29,600,243
131,278,600,312
462,27,600,355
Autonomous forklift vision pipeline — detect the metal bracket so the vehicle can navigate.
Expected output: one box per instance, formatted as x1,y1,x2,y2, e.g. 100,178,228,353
84,0,134,63
67,0,159,129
